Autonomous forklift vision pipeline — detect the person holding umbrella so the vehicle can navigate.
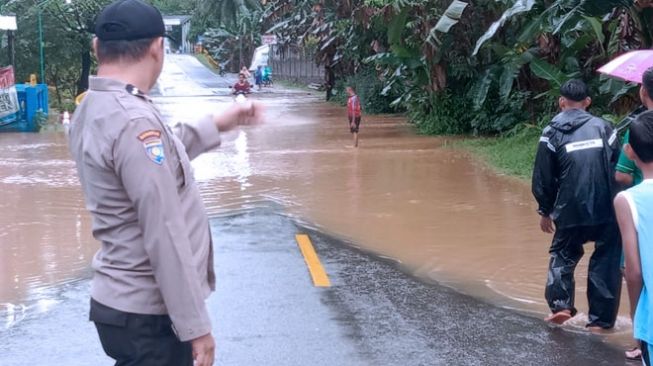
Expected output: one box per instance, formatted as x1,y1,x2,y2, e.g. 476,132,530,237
614,111,653,365
599,54,653,361
615,68,653,189
611,66,653,362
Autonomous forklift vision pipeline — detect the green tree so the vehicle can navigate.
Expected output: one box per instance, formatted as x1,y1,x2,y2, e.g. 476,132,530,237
261,0,653,134
197,0,261,30
151,0,195,14
197,0,264,70
39,0,109,94
4,0,193,104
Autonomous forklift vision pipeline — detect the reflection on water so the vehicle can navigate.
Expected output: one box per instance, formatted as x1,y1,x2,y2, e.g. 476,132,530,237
0,87,631,345
0,133,95,329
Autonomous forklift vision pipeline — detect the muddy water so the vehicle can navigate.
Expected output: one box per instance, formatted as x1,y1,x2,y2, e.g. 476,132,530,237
157,92,631,344
0,70,630,344
0,132,96,327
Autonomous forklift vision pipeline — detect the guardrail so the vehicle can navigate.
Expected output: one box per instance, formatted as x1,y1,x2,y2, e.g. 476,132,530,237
0,84,48,133
202,49,221,70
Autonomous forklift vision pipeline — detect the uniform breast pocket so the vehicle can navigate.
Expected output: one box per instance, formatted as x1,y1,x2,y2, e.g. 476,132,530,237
171,136,194,189
180,155,194,188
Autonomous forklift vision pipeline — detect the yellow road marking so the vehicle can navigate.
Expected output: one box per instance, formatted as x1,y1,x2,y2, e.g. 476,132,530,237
295,234,331,287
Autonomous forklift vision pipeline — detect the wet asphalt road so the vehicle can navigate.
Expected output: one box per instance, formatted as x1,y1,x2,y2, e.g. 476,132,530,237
0,208,626,365
212,209,627,366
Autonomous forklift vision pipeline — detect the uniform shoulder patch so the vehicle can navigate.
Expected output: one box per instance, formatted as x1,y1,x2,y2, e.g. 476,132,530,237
137,129,165,165
138,130,162,141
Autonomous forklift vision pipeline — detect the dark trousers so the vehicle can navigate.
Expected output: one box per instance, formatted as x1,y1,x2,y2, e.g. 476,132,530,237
545,223,622,328
644,341,651,366
348,116,361,133
90,299,193,366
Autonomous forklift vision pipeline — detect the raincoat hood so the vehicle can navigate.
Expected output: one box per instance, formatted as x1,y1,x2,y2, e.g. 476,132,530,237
550,109,595,134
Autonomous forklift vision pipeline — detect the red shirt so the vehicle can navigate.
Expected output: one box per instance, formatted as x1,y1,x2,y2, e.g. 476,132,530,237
347,95,361,117
233,81,251,93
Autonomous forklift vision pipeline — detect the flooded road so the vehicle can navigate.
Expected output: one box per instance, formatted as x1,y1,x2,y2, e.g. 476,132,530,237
179,94,630,340
0,55,630,345
0,132,95,324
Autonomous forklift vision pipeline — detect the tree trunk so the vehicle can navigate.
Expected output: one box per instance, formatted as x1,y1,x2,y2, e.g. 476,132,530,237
432,63,447,92
51,69,63,109
77,46,91,95
325,65,335,101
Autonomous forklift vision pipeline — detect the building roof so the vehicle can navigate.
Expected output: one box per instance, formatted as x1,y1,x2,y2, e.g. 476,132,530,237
163,15,192,26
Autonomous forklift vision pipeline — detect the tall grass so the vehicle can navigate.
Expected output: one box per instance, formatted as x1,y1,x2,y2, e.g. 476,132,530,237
455,125,542,180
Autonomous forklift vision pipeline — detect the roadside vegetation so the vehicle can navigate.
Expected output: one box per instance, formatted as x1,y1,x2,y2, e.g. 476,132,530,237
256,0,653,178
175,0,653,179
455,126,541,179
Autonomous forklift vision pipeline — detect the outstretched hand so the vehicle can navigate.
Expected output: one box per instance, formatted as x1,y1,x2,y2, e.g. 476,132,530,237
213,101,265,133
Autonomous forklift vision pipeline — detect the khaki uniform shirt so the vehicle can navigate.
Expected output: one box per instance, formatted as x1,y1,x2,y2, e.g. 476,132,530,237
69,76,220,341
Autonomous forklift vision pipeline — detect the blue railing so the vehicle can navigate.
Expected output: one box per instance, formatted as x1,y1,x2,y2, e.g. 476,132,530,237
0,84,49,133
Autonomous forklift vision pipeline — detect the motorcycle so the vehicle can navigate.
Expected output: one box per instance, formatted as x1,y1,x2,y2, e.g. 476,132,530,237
262,73,272,87
233,90,249,104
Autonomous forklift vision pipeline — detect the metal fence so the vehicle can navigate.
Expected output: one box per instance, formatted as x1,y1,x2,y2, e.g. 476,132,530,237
269,45,324,84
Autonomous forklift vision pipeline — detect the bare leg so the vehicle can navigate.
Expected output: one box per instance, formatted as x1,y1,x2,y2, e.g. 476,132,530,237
354,132,359,148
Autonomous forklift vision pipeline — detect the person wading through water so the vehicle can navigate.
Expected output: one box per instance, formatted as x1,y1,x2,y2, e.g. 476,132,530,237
532,79,622,330
346,85,362,148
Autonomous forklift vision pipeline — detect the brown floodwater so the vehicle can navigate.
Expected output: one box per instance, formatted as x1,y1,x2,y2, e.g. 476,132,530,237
0,57,632,345
156,91,632,345
0,132,96,327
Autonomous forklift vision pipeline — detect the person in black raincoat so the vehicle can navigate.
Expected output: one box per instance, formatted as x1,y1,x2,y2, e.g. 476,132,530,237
532,79,622,329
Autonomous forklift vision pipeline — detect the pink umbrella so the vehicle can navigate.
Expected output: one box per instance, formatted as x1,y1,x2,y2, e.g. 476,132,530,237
598,50,653,84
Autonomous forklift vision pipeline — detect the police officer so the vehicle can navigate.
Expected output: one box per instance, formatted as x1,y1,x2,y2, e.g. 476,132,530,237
68,1,262,365
532,79,622,329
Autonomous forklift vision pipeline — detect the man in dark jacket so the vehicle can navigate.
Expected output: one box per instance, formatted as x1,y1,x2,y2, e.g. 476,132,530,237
532,79,622,329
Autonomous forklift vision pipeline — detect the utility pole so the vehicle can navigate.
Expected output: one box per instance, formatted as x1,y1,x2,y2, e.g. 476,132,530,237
0,13,17,68
239,36,243,68
7,29,14,68
38,10,44,83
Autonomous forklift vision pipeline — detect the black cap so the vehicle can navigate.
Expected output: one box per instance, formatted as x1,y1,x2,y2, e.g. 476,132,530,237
94,0,166,41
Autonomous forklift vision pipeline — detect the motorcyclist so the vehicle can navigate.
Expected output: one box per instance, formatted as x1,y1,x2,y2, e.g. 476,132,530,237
232,73,252,95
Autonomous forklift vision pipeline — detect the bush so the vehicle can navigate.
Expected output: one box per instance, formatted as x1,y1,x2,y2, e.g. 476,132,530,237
468,90,531,134
406,86,533,136
332,67,402,114
407,91,471,135
456,123,544,179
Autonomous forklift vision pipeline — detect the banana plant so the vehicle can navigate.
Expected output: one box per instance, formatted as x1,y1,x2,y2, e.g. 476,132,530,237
472,0,640,111
197,0,262,30
473,0,632,57
363,0,469,106
473,0,535,56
